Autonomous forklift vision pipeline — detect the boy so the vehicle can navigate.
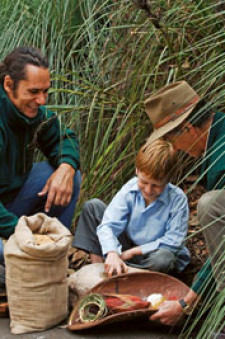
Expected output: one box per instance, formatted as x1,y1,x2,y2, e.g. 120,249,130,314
73,140,190,276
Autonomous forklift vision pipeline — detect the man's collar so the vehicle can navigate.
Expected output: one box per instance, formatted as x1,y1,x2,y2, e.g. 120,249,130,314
0,85,43,128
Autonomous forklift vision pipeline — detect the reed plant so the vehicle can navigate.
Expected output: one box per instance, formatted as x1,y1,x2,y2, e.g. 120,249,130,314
0,0,224,336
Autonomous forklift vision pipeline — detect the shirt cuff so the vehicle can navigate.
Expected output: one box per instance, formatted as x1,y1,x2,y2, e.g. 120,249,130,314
140,241,159,255
59,158,79,170
100,241,122,256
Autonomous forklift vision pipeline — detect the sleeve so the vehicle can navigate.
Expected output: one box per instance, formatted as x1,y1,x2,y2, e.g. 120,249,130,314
191,259,216,295
202,117,225,190
0,133,18,239
97,186,131,256
205,141,225,190
0,201,18,239
37,109,80,170
140,193,189,255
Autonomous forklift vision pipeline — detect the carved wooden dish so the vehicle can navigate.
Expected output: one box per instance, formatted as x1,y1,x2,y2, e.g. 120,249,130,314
68,271,190,331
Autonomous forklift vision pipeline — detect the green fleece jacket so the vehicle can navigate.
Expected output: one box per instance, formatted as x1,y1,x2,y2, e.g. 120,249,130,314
192,112,225,295
0,85,80,239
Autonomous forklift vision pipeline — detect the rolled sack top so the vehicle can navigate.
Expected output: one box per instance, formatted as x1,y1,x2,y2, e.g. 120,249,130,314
4,213,72,260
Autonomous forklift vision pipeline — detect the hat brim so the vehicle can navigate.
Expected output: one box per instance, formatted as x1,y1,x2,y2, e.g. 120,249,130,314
68,271,190,331
147,105,195,144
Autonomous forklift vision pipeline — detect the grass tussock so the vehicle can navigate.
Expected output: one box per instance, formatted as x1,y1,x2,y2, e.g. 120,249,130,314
0,0,224,336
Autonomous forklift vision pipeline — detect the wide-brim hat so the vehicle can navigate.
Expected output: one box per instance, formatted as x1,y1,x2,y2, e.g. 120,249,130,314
68,271,190,331
145,81,200,144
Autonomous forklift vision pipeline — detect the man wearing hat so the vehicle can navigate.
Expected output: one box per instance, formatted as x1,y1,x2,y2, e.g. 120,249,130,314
145,81,225,327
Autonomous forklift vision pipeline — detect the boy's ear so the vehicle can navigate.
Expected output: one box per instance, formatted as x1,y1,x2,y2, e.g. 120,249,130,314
135,168,138,175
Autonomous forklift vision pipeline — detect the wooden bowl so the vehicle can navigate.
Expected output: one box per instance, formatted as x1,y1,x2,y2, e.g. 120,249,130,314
68,271,190,331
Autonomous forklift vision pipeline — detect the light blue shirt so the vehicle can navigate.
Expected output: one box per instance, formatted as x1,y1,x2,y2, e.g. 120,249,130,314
97,177,190,271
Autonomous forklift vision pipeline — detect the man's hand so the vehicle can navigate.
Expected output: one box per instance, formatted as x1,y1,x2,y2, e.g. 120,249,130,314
38,163,75,212
121,246,142,261
150,300,183,326
104,252,128,277
150,289,198,326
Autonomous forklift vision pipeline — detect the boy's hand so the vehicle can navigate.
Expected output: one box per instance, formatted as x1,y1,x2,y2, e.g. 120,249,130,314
104,252,128,277
121,246,142,261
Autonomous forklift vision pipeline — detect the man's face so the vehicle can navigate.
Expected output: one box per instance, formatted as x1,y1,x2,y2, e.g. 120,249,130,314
165,124,204,158
136,169,167,205
4,64,51,118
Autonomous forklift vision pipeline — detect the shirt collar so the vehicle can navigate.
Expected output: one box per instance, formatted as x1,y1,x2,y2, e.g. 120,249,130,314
157,184,170,204
0,85,43,129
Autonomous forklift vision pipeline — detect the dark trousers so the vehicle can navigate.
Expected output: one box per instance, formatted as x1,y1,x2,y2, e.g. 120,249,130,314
0,161,81,266
198,190,225,292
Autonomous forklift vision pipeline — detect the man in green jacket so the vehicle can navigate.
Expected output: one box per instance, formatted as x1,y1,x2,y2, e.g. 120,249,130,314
144,81,224,328
0,47,81,285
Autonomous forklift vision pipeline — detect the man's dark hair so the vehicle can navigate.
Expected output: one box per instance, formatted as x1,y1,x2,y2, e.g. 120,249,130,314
170,99,212,135
165,99,213,137
186,99,213,127
0,46,48,90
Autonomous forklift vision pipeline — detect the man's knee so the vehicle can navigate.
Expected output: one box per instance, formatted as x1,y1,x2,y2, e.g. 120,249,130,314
198,191,215,214
72,170,81,196
197,190,222,220
28,161,54,194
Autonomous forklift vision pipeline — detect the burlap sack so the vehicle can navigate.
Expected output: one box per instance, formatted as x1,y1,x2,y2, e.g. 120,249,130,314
4,213,72,334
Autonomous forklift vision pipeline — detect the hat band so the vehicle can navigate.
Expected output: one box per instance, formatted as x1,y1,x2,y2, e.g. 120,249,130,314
155,95,200,129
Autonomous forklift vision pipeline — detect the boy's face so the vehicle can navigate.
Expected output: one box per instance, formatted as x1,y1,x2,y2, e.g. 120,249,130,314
136,169,167,205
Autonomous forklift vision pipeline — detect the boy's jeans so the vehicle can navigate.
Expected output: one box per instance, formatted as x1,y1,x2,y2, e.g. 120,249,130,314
0,161,81,266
